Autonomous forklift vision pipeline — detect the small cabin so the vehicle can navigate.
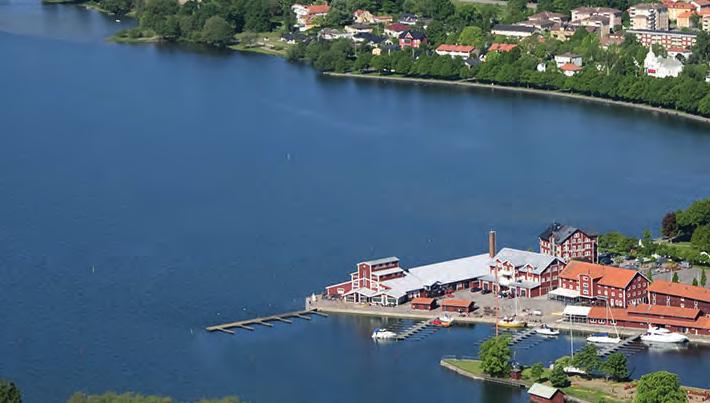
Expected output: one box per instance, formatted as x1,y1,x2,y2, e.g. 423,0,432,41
411,297,436,310
527,383,565,403
440,299,475,313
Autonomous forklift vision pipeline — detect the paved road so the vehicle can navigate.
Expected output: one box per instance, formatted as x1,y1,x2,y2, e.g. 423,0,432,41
457,0,538,9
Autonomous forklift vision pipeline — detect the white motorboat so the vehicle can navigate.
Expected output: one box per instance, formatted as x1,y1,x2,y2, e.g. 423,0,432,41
586,332,621,344
535,324,560,336
371,328,397,339
641,326,689,344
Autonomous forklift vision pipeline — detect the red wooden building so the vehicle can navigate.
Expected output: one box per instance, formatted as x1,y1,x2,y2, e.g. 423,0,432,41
587,304,710,336
398,30,427,48
555,261,649,308
648,280,710,315
411,297,436,310
440,299,475,313
477,247,565,298
539,222,598,263
528,383,565,403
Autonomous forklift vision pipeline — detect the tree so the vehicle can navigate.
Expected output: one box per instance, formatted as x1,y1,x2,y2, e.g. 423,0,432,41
691,224,710,252
661,212,678,238
634,371,686,403
529,362,545,381
479,335,512,378
0,380,21,403
672,272,679,283
550,363,570,388
202,16,234,47
603,352,629,381
458,26,485,47
701,267,707,287
692,277,699,286
572,344,601,373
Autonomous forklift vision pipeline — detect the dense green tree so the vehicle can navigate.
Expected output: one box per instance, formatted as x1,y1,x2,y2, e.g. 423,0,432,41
0,380,21,403
691,225,710,252
572,344,601,373
672,272,679,283
634,371,685,403
603,352,629,381
678,199,710,229
479,335,512,378
550,364,570,388
701,267,707,287
202,16,233,47
458,26,486,48
693,277,699,286
529,362,545,381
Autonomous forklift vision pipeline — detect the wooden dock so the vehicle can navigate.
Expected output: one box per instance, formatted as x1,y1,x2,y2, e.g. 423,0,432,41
206,309,327,334
508,328,537,345
597,334,642,357
396,318,436,340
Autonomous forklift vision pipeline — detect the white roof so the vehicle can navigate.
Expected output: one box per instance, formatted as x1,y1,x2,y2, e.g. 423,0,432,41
528,383,560,399
381,254,491,298
563,305,591,316
549,288,581,298
493,248,561,274
372,267,404,277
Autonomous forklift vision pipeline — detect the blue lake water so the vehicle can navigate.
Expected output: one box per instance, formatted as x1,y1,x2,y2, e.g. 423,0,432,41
1,1,710,401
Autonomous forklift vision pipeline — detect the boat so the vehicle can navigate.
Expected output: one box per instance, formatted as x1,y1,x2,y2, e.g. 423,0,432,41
586,301,621,344
432,315,454,327
498,315,527,329
641,325,689,344
586,332,621,344
535,324,560,336
371,328,397,339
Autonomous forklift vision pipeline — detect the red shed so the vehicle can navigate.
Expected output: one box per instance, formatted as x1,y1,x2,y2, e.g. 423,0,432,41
528,383,564,403
411,297,436,310
440,299,475,313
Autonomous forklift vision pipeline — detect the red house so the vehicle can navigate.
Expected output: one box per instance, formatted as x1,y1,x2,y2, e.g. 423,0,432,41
477,246,565,298
324,256,404,303
555,261,649,308
398,30,427,48
539,222,598,263
587,304,710,336
411,297,436,310
441,299,475,313
528,383,565,403
648,280,710,315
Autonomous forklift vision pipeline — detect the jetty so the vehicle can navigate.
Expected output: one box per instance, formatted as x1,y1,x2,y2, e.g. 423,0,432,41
396,318,436,340
508,328,537,345
597,334,642,357
206,309,327,334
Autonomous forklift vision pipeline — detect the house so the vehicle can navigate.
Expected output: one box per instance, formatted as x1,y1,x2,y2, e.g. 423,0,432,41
491,23,537,38
665,1,696,20
552,261,650,307
384,23,409,37
398,30,427,48
553,53,583,69
703,9,710,30
353,9,376,24
353,32,385,45
527,11,569,24
550,23,577,41
477,234,566,298
575,14,612,34
344,23,374,34
280,32,307,44
585,304,710,335
667,46,692,59
292,3,330,31
411,297,436,310
516,19,556,30
374,15,394,24
539,222,597,263
372,43,400,55
601,32,625,48
692,0,710,11
560,63,583,76
464,57,481,68
571,6,622,29
644,47,683,77
528,383,565,403
441,299,475,313
435,44,477,58
648,280,710,314
399,13,418,25
324,253,491,306
629,3,670,30
318,28,352,41
677,10,697,27
627,29,697,50
487,43,518,53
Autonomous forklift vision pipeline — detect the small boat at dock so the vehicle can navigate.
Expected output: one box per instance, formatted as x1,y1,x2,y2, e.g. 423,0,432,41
586,332,621,344
534,324,559,336
371,328,397,339
641,326,689,344
497,316,526,329
432,315,454,327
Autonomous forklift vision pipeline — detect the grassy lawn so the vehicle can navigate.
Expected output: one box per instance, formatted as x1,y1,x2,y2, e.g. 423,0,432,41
229,31,290,57
562,385,630,403
445,359,484,376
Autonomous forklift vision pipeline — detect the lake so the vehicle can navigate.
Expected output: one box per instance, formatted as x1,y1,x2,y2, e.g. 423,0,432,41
1,1,710,402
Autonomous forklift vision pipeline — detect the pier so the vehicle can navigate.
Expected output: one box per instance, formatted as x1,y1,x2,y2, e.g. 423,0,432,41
597,334,642,357
206,309,327,334
508,328,537,345
396,318,437,340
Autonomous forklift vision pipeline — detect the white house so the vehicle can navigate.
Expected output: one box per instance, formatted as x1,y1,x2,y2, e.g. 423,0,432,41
554,52,583,68
560,63,583,76
644,48,683,78
435,44,477,58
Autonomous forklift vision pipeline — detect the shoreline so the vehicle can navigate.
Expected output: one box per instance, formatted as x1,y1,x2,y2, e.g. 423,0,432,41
313,304,710,345
323,72,710,126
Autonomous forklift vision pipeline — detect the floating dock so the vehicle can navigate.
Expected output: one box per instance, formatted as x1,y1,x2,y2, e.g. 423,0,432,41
597,334,642,356
508,328,537,345
206,309,327,334
396,318,437,340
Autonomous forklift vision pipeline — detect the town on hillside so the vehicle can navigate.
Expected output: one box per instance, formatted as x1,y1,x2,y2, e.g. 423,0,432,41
316,222,710,337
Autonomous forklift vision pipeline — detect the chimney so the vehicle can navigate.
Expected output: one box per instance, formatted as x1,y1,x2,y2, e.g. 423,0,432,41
488,230,496,258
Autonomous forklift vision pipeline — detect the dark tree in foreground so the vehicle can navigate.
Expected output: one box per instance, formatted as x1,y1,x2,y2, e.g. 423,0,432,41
661,212,678,238
550,364,570,388
672,272,679,283
634,371,685,403
604,352,629,381
479,335,512,378
0,380,21,403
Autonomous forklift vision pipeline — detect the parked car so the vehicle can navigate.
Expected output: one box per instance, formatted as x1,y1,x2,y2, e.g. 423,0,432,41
470,287,482,293
481,289,491,295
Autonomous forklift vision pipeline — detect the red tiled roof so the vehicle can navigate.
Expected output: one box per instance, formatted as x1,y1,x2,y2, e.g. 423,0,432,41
698,8,710,14
560,63,583,72
488,43,517,52
667,1,695,8
627,304,701,319
441,298,474,308
649,280,710,303
588,306,710,329
667,46,690,52
436,44,476,53
560,261,641,288
693,0,710,6
411,297,435,305
307,4,330,14
386,23,409,32
677,10,696,17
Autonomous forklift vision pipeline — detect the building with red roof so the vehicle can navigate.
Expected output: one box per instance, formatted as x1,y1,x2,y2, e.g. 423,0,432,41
649,280,710,314
487,43,518,53
435,44,477,58
587,304,710,336
559,63,583,76
384,23,410,37
553,261,649,307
